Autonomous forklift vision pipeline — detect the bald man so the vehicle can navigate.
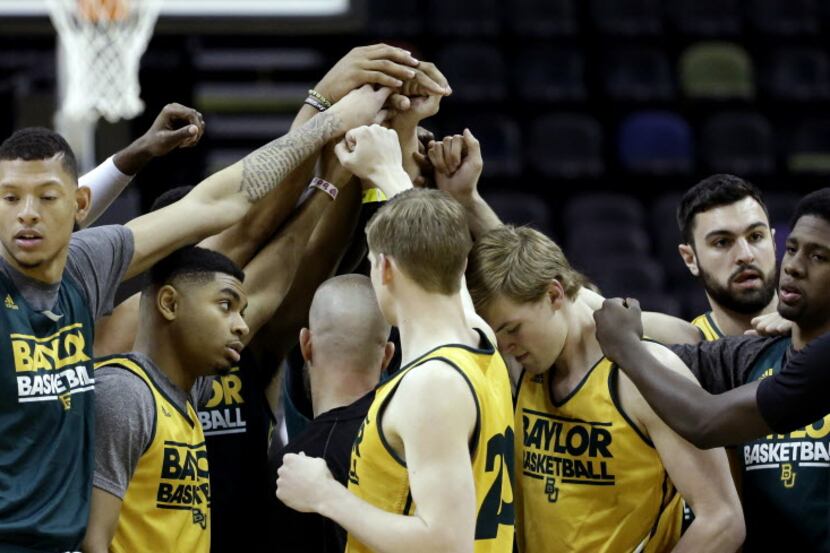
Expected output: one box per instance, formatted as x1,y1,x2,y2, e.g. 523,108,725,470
270,274,395,553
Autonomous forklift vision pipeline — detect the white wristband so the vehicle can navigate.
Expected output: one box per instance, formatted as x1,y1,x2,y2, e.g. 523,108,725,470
309,177,338,200
78,155,133,228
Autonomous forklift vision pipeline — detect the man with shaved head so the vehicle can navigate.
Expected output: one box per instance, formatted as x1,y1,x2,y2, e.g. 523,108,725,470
272,274,395,553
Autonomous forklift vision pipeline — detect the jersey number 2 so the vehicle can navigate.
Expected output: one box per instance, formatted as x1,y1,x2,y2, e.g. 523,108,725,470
475,427,515,539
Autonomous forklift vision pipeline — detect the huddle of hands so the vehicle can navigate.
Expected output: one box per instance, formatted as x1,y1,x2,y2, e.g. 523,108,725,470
317,44,485,203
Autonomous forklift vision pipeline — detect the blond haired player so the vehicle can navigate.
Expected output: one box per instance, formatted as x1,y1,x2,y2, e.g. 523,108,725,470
277,125,514,553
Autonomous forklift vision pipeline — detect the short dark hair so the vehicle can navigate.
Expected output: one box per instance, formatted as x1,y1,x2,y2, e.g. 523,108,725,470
790,188,830,228
677,174,769,244
149,246,245,290
150,185,194,212
0,127,79,181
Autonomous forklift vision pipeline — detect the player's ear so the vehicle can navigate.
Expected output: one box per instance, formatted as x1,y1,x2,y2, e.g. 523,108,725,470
156,285,178,321
299,328,312,363
379,254,394,285
678,243,699,277
74,184,91,224
546,279,566,311
380,341,396,373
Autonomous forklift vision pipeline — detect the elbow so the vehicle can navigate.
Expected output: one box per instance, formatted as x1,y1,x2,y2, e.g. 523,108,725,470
692,501,746,552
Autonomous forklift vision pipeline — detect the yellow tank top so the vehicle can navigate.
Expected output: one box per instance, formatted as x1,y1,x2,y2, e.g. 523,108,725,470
515,357,683,553
95,356,211,553
691,312,723,342
345,332,515,553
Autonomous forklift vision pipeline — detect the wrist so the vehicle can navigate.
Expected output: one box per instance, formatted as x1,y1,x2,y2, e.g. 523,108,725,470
613,336,647,367
113,135,154,176
316,478,348,519
366,165,411,196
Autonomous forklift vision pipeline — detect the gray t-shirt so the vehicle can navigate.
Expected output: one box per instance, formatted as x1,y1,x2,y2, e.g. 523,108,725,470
93,352,213,499
669,335,786,393
0,225,134,318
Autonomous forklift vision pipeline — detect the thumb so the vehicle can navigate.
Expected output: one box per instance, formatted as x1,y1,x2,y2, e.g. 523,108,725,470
374,86,394,106
463,128,481,160
164,124,199,145
334,140,352,165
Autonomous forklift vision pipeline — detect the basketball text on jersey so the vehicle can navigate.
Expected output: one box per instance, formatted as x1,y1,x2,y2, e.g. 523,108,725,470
11,322,93,409
199,366,246,436
521,410,615,496
157,440,211,526
743,368,830,487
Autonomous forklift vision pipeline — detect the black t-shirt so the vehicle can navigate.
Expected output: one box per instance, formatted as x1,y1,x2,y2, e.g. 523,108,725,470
757,332,830,434
201,350,275,553
271,391,375,553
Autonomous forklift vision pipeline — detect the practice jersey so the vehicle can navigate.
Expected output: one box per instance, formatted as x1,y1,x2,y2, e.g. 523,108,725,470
95,355,211,553
515,357,683,553
691,312,724,342
346,332,515,553
740,339,829,552
0,271,95,552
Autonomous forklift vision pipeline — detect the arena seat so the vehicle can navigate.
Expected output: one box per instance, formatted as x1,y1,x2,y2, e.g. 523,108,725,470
482,191,554,237
666,0,742,36
564,193,646,229
590,0,663,36
788,120,830,174
763,48,830,101
680,42,755,99
529,114,603,178
603,48,674,102
509,0,578,37
427,0,500,36
701,112,775,175
437,43,506,102
748,0,818,35
618,111,693,174
516,47,586,103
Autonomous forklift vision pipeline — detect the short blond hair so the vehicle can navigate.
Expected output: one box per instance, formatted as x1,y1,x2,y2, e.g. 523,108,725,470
467,225,586,312
366,188,471,294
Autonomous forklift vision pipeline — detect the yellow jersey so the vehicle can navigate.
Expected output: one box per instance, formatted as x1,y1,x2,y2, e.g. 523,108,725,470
95,356,211,553
691,312,723,342
346,332,515,553
515,357,683,553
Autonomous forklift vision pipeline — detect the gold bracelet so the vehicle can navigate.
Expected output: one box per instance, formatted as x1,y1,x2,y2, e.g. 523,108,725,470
308,89,333,109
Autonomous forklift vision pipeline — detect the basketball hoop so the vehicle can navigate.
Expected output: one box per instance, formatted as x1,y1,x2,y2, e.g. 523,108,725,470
46,0,161,169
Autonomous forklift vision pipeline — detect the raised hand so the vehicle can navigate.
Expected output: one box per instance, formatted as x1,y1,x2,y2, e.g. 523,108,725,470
390,61,451,131
747,311,793,337
335,125,412,198
593,298,645,364
328,85,394,134
315,44,447,105
428,129,483,202
114,103,205,175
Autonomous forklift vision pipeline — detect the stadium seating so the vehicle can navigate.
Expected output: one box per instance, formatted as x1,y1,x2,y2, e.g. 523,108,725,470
618,112,693,174
679,42,755,99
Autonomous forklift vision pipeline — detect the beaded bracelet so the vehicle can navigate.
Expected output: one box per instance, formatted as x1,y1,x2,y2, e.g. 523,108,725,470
304,96,327,112
307,89,333,109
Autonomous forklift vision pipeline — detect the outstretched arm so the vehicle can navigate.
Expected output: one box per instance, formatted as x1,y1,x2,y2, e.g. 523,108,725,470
80,103,205,227
124,85,391,281
594,298,771,449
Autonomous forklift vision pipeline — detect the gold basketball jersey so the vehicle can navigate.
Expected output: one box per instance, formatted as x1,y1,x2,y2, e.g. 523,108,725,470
95,356,211,553
691,312,723,342
346,334,515,553
515,357,683,553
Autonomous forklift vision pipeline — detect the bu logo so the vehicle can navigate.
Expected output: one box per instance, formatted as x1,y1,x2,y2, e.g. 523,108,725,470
4,295,17,310
192,508,207,529
781,464,796,489
545,477,559,503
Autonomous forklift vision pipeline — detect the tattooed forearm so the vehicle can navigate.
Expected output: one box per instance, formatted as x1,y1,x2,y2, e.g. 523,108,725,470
241,111,341,202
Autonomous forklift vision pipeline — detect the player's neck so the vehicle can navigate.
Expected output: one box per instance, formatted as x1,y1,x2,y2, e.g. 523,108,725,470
0,244,68,284
708,294,778,337
133,327,195,392
792,318,830,350
392,287,478,366
553,300,602,382
309,363,376,418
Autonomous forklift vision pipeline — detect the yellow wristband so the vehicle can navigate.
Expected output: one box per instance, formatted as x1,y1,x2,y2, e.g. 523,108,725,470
362,188,388,204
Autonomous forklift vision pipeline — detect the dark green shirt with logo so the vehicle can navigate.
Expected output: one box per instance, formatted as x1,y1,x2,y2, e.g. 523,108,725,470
673,335,829,553
0,226,133,552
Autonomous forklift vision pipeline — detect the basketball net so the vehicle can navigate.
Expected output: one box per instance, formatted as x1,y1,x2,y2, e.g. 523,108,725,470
46,0,161,170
